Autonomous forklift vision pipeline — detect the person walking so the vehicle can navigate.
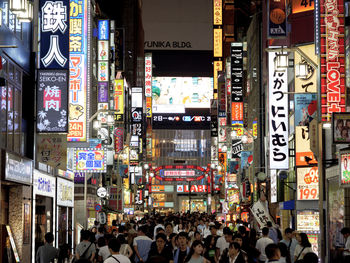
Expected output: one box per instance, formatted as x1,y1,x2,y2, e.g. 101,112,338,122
219,242,248,263
36,232,59,263
280,228,297,263
76,230,96,262
265,243,281,263
184,240,210,263
294,233,313,262
133,225,153,263
340,227,350,261
146,233,174,263
104,238,131,263
174,232,191,263
255,227,274,263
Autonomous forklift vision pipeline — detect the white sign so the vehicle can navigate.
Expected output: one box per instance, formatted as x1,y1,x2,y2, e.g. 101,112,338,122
97,187,107,198
270,170,277,203
177,185,207,193
164,170,195,177
297,167,319,200
268,50,289,169
33,170,56,198
297,210,320,231
57,177,74,207
250,200,275,228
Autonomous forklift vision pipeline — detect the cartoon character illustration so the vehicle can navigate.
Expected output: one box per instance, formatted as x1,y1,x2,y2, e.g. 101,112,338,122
69,104,84,120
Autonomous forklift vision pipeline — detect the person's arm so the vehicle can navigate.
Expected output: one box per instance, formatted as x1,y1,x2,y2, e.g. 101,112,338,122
35,247,41,263
127,244,133,258
134,244,143,262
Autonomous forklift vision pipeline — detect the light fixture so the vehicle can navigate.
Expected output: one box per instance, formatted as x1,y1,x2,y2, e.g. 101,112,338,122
323,123,331,129
107,114,114,125
210,163,216,169
231,130,237,138
10,0,26,13
217,165,222,172
149,172,154,178
122,153,128,160
295,62,308,79
221,145,228,152
93,120,101,130
17,1,33,22
143,163,149,170
274,53,288,71
241,135,248,144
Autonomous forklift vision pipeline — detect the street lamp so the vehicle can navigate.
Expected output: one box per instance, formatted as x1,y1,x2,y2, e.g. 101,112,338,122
274,53,289,71
295,62,308,79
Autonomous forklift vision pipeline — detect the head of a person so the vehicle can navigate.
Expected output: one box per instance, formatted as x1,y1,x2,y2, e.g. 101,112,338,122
303,252,318,263
296,233,311,247
112,229,118,236
138,225,148,236
155,233,167,251
194,231,201,241
224,230,233,243
228,242,241,257
177,232,189,248
265,243,281,260
341,227,350,238
81,230,91,241
277,242,288,258
108,238,121,253
156,226,165,235
210,225,217,235
118,225,126,234
165,222,173,235
116,234,127,245
98,226,105,234
233,234,243,247
284,228,294,240
191,240,204,255
91,227,97,233
337,119,344,130
262,227,269,237
238,225,246,236
266,221,273,228
223,226,231,236
45,232,54,244
97,237,106,248
112,220,117,226
199,219,204,225
169,233,177,243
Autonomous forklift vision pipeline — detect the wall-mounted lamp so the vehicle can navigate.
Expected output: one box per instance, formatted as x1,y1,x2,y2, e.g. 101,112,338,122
295,62,308,79
93,120,101,130
16,1,33,22
274,53,288,71
10,0,26,13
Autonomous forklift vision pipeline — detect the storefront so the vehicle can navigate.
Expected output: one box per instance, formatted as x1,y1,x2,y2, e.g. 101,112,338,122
56,176,74,251
32,170,56,263
0,151,33,263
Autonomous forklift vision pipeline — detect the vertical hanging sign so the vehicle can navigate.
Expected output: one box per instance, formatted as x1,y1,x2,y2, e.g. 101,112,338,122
320,0,345,121
269,51,289,169
213,0,222,25
68,0,88,141
268,0,287,38
231,43,244,123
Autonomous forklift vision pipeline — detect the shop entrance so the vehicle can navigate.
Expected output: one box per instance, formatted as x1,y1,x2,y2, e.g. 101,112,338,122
34,196,53,254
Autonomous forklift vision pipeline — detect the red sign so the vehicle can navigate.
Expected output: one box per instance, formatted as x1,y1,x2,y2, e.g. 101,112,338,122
164,170,195,176
145,55,152,97
320,0,345,121
114,127,124,154
231,102,243,121
177,185,208,193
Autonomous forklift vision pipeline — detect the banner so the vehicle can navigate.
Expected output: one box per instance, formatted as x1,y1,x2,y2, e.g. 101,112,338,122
39,0,69,69
37,70,68,132
114,80,124,114
297,167,319,200
295,126,317,166
145,53,152,97
268,51,289,169
250,200,275,228
268,0,287,38
36,134,67,170
213,0,222,25
340,152,350,186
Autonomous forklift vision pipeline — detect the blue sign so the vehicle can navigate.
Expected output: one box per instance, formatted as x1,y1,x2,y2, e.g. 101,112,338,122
95,204,102,211
39,0,69,69
98,20,109,40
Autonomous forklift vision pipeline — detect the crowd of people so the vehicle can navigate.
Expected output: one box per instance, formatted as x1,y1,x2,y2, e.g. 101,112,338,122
37,212,332,263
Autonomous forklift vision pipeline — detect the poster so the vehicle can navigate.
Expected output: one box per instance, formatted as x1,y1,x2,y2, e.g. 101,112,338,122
295,126,317,166
333,113,350,144
23,203,30,244
297,167,319,200
36,134,67,170
294,94,317,126
296,210,320,231
74,148,106,173
340,152,350,186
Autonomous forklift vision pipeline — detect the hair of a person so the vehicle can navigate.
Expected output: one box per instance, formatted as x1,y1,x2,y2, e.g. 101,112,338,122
303,252,318,263
341,227,350,235
284,228,294,234
278,242,288,258
299,233,312,247
169,233,177,240
223,227,231,235
118,225,125,233
138,225,148,234
45,232,54,243
156,226,165,234
184,240,204,262
97,237,106,247
262,227,269,236
233,233,243,241
209,225,218,230
178,231,189,240
108,238,121,252
229,241,241,250
194,231,201,237
112,220,117,226
81,230,91,241
238,225,246,235
165,222,173,229
225,230,233,237
116,234,127,244
266,221,273,227
98,226,105,233
265,243,280,259
155,233,167,242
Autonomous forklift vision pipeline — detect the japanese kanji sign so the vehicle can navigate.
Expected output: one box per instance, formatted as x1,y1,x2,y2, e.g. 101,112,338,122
74,148,106,173
213,0,222,25
320,0,345,121
40,0,69,69
250,200,275,228
36,133,67,170
68,0,88,141
37,70,68,132
145,53,152,97
297,167,319,200
294,44,317,93
269,51,289,169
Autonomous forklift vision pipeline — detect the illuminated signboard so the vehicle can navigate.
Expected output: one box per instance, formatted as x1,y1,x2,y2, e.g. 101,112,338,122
164,170,196,177
297,167,319,200
294,94,317,126
152,108,211,130
292,0,315,14
39,0,69,69
74,148,106,173
177,185,208,193
145,53,152,97
98,20,109,40
98,61,109,82
214,61,223,99
268,50,289,169
231,43,244,104
231,102,243,122
213,28,222,57
297,210,320,231
114,80,124,114
68,0,88,141
227,188,239,205
37,70,68,132
98,82,108,103
213,0,222,25
270,169,277,203
57,177,74,207
114,127,124,154
98,40,109,61
340,152,350,186
146,97,152,118
151,185,174,192
320,0,345,121
294,45,317,93
333,113,350,144
295,126,317,166
268,0,287,38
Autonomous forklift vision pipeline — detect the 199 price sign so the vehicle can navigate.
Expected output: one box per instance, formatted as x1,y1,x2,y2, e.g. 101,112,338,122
297,167,319,200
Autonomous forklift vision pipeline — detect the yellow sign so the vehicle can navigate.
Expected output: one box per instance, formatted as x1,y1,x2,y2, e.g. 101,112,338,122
213,0,222,25
213,28,222,57
294,44,317,93
292,0,314,14
146,97,152,118
214,61,223,100
114,80,124,114
36,134,67,170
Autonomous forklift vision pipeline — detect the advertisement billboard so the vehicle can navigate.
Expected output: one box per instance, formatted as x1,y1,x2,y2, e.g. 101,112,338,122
297,167,319,200
39,0,69,69
74,148,106,173
268,0,287,38
114,80,124,114
152,77,213,110
145,53,152,97
320,0,345,121
37,70,68,132
36,134,67,170
333,113,350,144
297,210,320,231
294,94,317,126
295,126,318,166
340,152,350,186
68,0,88,141
268,51,288,169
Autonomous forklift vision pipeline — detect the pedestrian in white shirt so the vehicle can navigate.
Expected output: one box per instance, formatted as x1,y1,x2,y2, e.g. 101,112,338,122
341,227,350,261
255,227,274,263
104,238,131,263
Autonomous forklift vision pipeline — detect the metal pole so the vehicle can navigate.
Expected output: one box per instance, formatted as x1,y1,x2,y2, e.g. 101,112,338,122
84,172,88,229
188,181,191,213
